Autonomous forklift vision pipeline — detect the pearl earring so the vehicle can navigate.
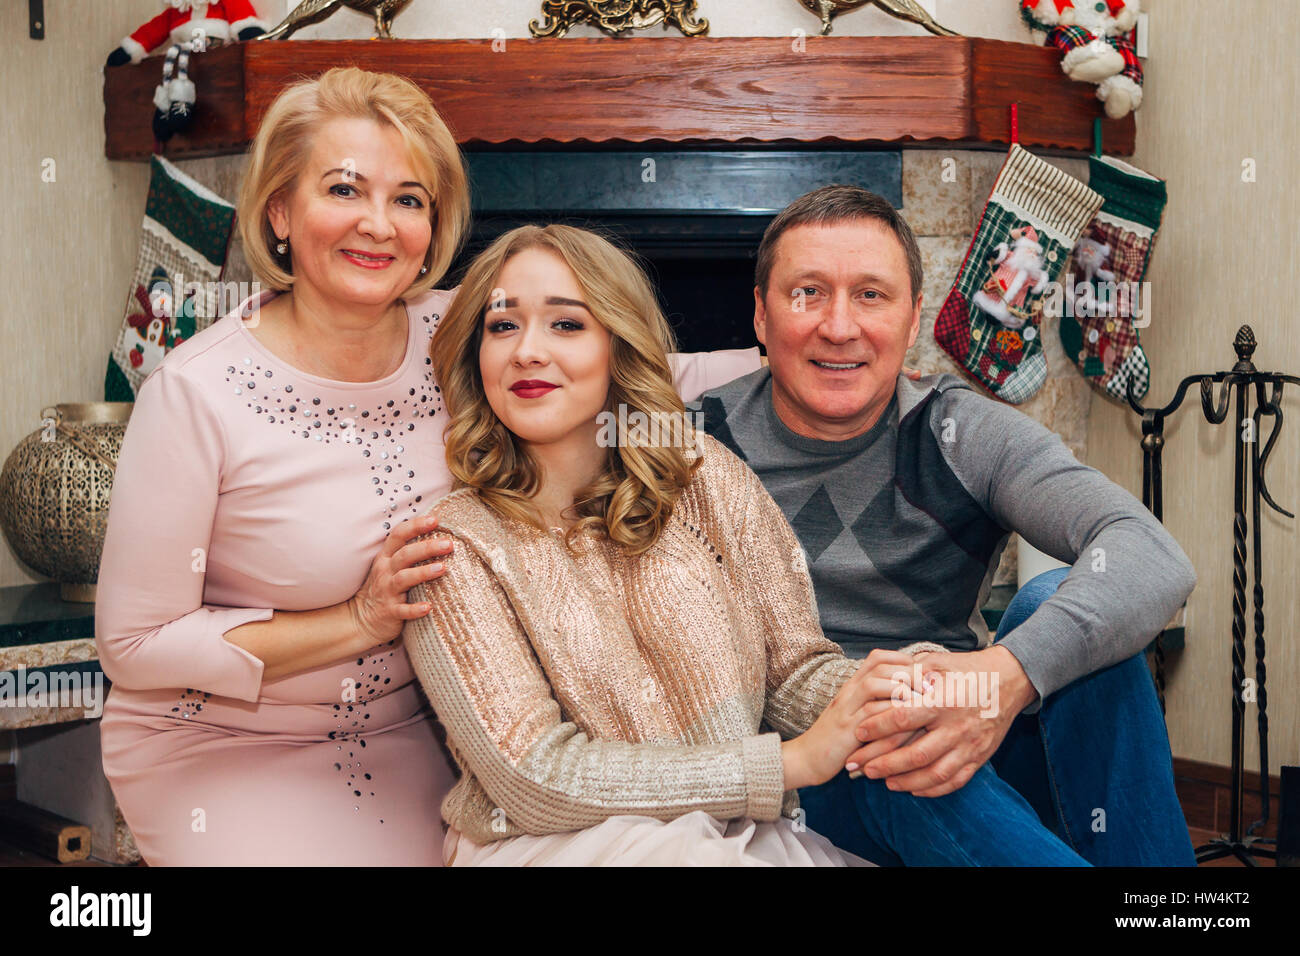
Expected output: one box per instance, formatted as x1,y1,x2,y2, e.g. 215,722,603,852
419,265,428,275
275,239,288,255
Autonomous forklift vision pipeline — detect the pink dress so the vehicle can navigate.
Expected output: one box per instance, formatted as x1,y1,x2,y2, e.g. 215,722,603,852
94,286,761,866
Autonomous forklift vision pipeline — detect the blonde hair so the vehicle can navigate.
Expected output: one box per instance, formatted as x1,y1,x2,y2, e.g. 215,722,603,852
237,67,470,297
432,224,701,555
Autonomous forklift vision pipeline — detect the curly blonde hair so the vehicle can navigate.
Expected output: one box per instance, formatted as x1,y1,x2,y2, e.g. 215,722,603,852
237,67,470,297
431,224,702,555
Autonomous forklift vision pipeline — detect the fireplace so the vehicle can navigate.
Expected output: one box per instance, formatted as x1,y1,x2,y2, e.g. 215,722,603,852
449,149,903,353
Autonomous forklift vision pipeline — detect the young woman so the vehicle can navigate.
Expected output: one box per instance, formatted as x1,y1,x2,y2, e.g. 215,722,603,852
403,224,931,865
94,70,761,866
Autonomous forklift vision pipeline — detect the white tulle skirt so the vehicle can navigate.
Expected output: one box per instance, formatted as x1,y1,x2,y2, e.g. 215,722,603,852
444,811,875,867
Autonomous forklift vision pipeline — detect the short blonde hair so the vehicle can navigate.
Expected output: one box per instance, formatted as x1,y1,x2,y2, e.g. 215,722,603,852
237,67,470,297
431,224,701,556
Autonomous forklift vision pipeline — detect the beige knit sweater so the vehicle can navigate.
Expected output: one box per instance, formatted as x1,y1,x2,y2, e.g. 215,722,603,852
404,432,867,845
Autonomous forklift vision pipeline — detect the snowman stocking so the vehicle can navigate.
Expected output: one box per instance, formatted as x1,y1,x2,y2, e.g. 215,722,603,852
1059,155,1167,402
934,144,1102,404
106,155,235,401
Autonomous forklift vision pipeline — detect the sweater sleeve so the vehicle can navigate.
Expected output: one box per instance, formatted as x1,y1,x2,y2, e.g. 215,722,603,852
705,437,860,739
402,531,786,839
668,348,763,403
94,365,272,702
937,388,1197,703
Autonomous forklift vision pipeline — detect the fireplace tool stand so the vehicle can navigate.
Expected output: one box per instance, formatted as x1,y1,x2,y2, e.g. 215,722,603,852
1127,325,1297,866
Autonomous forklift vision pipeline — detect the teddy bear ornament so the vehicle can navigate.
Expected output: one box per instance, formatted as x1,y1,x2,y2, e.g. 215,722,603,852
1021,0,1143,119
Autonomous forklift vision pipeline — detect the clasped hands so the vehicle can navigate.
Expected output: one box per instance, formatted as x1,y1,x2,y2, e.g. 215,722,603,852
788,645,1038,798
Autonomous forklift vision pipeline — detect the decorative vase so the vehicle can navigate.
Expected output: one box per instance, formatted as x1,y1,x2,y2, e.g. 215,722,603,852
0,403,133,602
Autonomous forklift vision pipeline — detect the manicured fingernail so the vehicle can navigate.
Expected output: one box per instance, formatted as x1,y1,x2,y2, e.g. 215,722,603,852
845,762,859,772
848,769,863,780
429,562,444,574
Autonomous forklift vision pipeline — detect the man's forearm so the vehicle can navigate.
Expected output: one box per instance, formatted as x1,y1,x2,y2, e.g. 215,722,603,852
998,514,1195,703
941,387,1198,705
983,644,1039,715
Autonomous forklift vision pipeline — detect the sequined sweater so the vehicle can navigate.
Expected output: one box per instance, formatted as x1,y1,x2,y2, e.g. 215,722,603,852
403,432,862,844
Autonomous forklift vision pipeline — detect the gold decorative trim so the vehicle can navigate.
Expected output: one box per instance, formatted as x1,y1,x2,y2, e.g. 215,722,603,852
530,1,709,38
798,1,959,37
257,0,413,42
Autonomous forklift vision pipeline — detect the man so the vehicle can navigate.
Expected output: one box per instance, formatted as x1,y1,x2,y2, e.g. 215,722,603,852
693,184,1197,866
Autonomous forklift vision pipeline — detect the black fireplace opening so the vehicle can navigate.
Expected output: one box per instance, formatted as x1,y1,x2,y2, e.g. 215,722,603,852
450,213,770,354
646,244,764,354
447,149,903,355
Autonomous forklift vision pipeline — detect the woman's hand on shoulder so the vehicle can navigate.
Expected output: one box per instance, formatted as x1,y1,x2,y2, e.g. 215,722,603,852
346,514,455,652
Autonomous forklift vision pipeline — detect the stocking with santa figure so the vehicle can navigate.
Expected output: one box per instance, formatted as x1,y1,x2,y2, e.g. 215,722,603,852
934,144,1102,404
1059,154,1167,401
105,155,236,401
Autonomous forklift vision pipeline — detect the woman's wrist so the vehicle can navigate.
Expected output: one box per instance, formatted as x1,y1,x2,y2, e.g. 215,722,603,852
223,601,378,684
341,596,379,655
781,738,812,792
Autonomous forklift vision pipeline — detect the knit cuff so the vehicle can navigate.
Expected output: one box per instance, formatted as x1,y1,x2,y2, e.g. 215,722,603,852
742,733,786,822
995,624,1071,710
898,641,946,656
1089,155,1167,230
993,144,1103,249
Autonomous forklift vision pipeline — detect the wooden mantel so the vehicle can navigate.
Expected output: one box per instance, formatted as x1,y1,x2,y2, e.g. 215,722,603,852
103,37,1135,161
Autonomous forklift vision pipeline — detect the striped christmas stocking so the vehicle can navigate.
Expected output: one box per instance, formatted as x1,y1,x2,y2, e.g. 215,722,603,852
934,144,1102,404
1059,155,1167,402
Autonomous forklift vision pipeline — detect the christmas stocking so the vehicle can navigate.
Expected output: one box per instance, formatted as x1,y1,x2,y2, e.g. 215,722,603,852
934,144,1102,404
1059,155,1167,402
106,155,235,401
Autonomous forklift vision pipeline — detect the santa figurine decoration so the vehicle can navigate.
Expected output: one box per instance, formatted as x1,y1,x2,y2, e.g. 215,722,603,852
1020,0,1143,119
971,224,1051,331
106,2,266,142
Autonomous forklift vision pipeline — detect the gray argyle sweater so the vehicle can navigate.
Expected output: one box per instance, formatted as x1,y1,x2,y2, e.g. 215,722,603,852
692,369,1196,704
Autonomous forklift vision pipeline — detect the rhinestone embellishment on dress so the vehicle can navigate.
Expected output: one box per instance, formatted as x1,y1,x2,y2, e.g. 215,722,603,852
219,308,446,824
223,312,445,530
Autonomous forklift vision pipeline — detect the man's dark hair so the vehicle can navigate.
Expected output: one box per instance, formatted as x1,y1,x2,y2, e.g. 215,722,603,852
755,185,923,305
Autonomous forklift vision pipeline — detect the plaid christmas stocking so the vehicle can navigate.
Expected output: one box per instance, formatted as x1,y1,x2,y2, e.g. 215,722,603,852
934,144,1102,404
1059,155,1167,402
105,155,235,401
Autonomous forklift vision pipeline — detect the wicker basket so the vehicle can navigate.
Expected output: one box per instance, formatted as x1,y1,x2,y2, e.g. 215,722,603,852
0,403,133,602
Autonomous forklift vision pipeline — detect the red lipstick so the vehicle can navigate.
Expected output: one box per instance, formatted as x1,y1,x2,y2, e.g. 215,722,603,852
509,379,559,399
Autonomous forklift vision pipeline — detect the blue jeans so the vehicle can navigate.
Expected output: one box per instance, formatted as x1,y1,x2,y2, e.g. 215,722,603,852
797,568,1196,866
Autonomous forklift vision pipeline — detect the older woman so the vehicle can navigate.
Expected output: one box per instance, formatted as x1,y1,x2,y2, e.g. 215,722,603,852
94,68,761,865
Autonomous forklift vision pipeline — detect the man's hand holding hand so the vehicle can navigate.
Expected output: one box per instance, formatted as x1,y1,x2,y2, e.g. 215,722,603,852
845,644,1039,798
